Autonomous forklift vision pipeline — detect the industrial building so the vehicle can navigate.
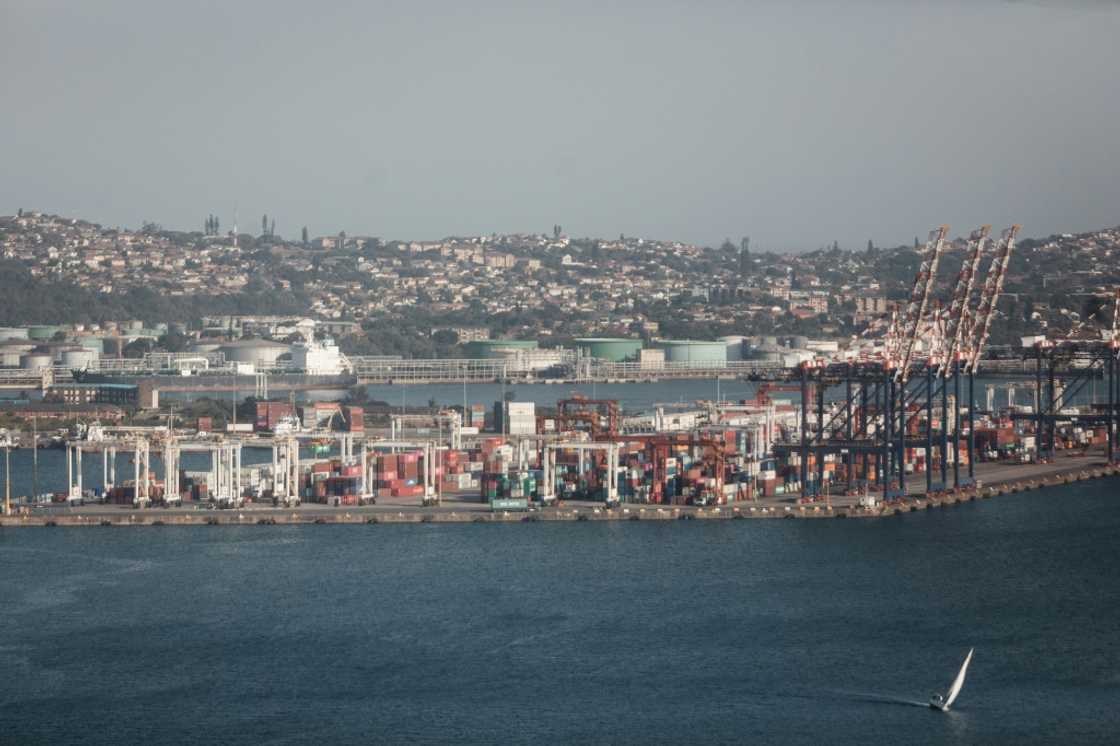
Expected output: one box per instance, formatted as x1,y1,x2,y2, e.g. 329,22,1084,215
46,382,159,409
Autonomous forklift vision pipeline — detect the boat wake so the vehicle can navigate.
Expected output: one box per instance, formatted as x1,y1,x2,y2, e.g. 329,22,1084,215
827,689,930,708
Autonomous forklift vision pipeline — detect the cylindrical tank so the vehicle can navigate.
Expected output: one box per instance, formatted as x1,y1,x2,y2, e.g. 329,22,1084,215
126,320,143,331
464,340,539,359
217,339,290,368
27,325,62,341
20,353,54,370
761,335,779,348
653,340,727,363
78,336,105,352
0,327,30,341
58,347,100,368
790,335,810,350
720,335,746,362
0,342,35,367
188,341,224,354
575,338,643,362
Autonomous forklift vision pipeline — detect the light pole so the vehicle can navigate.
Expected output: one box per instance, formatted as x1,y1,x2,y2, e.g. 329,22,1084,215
3,440,10,516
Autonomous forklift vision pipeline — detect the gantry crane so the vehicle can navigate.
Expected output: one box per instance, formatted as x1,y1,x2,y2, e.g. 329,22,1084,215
938,226,991,377
892,225,949,381
964,225,1020,375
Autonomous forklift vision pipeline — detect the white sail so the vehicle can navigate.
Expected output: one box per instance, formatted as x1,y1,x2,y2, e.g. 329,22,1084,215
943,648,973,710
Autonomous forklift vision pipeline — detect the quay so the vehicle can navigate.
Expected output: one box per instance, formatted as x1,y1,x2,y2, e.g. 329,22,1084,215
3,455,1116,527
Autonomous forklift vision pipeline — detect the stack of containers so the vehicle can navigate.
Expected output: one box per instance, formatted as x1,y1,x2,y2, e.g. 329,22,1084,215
504,402,537,435
469,404,486,429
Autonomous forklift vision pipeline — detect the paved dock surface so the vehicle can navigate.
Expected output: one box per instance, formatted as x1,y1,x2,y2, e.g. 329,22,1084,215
2,453,1117,526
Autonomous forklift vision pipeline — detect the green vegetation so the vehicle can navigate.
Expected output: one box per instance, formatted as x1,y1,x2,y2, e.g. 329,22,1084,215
0,259,310,326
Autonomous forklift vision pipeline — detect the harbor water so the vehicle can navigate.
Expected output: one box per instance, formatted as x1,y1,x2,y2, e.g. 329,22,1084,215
2,479,1118,744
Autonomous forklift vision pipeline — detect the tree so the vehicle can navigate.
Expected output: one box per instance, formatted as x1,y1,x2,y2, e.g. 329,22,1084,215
431,329,459,347
157,330,190,352
122,338,154,359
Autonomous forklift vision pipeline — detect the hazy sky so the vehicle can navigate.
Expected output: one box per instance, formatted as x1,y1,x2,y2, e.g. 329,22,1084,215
2,0,1118,250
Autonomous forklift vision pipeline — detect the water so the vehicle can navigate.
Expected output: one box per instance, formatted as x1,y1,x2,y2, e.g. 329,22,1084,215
0,448,276,500
157,378,780,412
2,480,1118,744
157,372,1101,414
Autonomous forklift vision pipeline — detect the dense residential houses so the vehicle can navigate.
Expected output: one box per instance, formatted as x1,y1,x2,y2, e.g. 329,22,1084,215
2,210,1118,352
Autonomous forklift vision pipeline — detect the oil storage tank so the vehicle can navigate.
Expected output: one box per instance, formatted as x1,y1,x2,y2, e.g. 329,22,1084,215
27,325,63,341
20,352,54,370
464,339,539,359
653,340,727,364
0,341,35,367
720,336,746,362
58,346,100,369
575,338,642,362
217,339,291,369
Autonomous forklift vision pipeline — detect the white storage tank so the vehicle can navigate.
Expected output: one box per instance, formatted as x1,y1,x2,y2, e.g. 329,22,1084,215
0,341,35,367
20,352,54,370
217,339,291,369
653,340,728,363
58,347,100,369
720,335,746,362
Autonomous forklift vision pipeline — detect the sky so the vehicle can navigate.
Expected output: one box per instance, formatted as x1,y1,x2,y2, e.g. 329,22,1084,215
2,0,1118,250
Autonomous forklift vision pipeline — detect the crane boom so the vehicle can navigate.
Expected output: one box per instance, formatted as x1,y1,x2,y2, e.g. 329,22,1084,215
895,225,949,381
938,226,990,377
965,225,1020,374
1111,287,1120,356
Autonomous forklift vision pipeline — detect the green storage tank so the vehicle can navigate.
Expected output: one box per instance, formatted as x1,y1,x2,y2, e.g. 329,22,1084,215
465,339,539,359
575,338,643,362
27,325,63,341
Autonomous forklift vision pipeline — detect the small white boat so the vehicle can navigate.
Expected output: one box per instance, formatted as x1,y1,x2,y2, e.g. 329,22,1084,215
930,648,973,712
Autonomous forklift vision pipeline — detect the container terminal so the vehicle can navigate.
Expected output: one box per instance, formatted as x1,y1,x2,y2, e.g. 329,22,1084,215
2,224,1118,524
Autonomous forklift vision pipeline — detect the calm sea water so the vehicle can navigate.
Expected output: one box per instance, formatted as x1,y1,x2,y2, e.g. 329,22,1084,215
2,479,1118,744
151,373,1101,414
